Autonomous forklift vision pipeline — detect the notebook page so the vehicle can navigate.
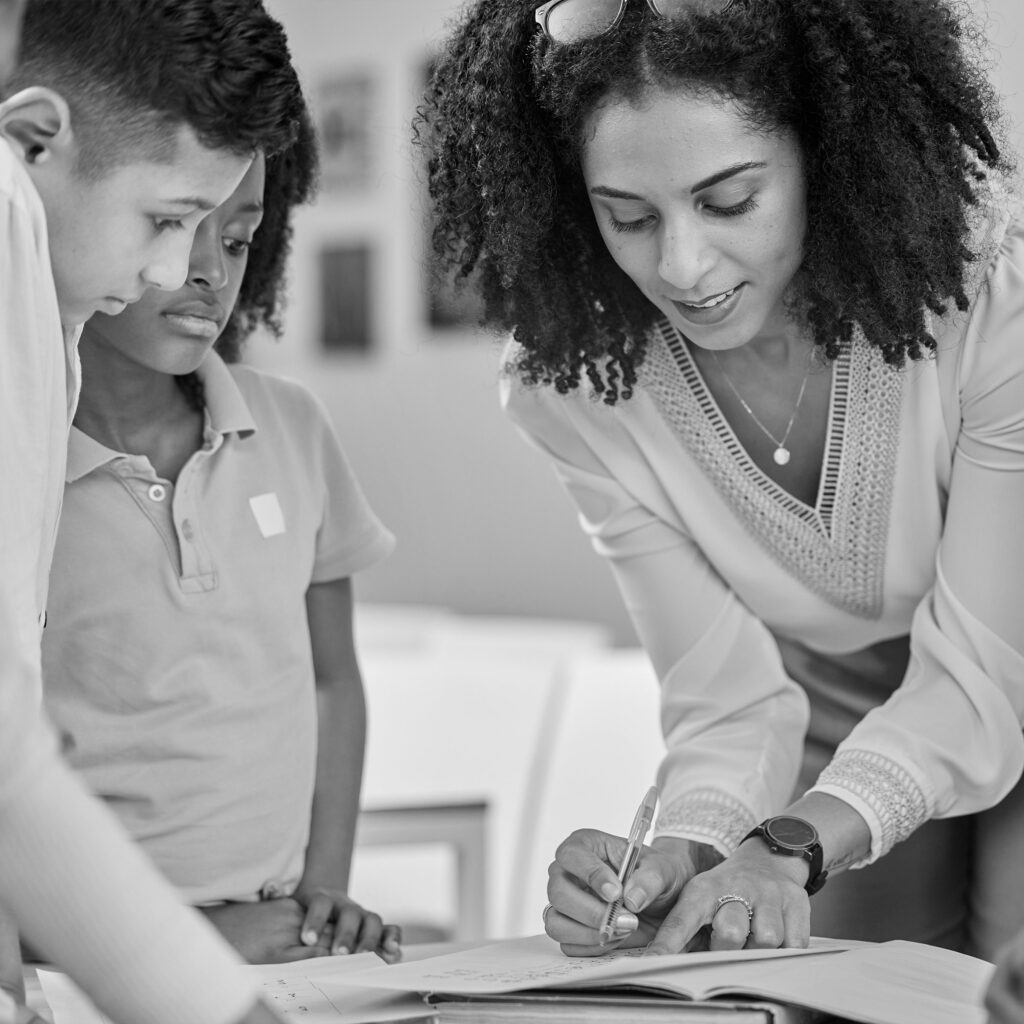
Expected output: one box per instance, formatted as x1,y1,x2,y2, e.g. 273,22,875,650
626,940,995,1024
327,934,848,996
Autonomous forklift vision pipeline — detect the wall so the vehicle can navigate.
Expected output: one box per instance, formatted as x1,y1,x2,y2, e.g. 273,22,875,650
258,0,1024,649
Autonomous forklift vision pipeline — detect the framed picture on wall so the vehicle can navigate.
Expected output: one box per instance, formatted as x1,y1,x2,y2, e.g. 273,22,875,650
320,244,373,355
316,73,375,195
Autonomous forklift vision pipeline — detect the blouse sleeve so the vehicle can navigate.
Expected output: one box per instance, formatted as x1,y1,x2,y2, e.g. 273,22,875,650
502,372,811,855
810,205,1024,864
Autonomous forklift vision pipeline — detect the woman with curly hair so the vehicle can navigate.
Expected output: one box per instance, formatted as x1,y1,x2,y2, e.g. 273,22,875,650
34,117,403,965
418,0,1024,958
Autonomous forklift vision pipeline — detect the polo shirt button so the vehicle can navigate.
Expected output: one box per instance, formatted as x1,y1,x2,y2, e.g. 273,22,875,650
182,519,194,541
148,484,167,502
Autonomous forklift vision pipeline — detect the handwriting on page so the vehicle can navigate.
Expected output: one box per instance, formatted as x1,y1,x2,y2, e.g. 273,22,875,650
262,974,348,1017
247,960,431,1024
417,947,644,986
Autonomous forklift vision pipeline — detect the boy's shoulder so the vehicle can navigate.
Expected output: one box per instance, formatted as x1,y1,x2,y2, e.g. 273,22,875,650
224,360,333,430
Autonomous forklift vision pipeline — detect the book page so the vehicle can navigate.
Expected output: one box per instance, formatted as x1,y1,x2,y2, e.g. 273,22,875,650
609,941,995,1024
325,934,849,996
244,956,434,1022
38,957,433,1024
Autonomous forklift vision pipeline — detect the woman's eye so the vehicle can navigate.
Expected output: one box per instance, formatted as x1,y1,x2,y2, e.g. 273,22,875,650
224,238,252,256
704,195,758,218
608,214,654,234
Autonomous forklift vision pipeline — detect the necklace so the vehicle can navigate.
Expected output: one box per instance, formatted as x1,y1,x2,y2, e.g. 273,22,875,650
711,351,812,466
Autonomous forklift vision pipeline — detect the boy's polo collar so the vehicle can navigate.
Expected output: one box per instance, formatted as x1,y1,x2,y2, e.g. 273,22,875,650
196,350,257,439
66,351,257,483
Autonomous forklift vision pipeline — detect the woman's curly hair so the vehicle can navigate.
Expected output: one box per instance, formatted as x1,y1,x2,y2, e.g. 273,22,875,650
214,105,320,363
415,0,1011,402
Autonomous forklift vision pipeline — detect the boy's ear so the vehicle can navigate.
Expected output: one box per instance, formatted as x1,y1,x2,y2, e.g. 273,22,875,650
0,86,74,165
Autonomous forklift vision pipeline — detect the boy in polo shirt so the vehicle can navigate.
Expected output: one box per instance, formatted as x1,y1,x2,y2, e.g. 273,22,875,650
40,118,403,964
0,2,314,1022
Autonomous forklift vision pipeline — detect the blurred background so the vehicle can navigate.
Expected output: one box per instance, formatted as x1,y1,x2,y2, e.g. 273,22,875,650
253,0,1024,945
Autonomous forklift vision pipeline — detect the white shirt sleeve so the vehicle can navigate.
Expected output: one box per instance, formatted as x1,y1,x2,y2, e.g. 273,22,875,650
0,143,261,1024
810,209,1024,863
502,375,810,854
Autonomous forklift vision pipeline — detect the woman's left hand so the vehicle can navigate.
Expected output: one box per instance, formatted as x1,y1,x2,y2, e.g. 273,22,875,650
645,838,812,955
292,886,403,962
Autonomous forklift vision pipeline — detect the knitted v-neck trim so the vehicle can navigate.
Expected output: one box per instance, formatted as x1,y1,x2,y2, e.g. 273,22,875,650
643,319,904,618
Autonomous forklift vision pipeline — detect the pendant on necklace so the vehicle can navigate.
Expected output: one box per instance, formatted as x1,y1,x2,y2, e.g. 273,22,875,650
773,447,791,466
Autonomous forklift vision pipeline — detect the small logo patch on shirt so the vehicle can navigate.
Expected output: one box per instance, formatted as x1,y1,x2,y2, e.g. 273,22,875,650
249,492,286,538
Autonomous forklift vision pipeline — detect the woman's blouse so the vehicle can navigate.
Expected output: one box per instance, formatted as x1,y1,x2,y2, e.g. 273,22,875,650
503,190,1024,867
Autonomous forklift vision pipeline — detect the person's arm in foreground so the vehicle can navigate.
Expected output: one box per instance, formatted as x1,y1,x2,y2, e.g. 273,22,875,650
0,618,284,1024
292,577,402,963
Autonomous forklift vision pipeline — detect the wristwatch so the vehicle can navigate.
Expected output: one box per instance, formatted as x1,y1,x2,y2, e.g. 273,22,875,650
740,815,829,895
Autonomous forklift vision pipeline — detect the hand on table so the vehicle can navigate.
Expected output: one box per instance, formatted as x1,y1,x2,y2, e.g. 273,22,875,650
644,837,812,955
292,886,402,963
199,898,333,964
544,831,720,956
985,928,1024,1024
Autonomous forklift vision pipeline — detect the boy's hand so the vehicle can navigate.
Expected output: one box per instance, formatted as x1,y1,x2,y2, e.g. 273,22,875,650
292,886,402,963
198,899,333,964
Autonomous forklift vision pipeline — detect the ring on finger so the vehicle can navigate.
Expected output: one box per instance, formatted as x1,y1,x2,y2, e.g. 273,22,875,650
714,893,754,923
542,902,554,926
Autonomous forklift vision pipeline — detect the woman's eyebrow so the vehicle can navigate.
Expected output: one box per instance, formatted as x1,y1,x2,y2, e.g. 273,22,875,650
589,185,645,199
590,160,768,201
689,161,767,193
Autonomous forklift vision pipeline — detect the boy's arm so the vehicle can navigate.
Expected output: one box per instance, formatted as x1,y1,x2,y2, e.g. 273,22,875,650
302,578,364,897
293,578,400,961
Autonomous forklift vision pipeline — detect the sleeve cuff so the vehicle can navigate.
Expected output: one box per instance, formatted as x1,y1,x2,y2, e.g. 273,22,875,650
653,787,759,857
810,749,932,866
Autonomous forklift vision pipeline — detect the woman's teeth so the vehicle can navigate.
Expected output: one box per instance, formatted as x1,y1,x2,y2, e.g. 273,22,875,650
681,287,737,310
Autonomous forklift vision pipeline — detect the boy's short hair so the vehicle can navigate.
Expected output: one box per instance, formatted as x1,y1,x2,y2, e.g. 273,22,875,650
8,0,304,176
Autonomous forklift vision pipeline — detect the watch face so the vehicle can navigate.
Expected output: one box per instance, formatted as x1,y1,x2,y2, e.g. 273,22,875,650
765,816,817,849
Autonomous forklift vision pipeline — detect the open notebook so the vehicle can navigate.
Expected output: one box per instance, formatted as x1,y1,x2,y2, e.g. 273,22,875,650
326,933,996,1024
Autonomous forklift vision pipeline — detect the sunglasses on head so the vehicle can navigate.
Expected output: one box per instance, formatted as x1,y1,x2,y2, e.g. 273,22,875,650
534,0,735,44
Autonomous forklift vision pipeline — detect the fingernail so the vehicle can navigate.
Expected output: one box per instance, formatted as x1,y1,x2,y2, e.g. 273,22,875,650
623,889,647,912
600,882,620,901
385,937,401,951
334,945,350,956
301,930,318,945
613,912,639,935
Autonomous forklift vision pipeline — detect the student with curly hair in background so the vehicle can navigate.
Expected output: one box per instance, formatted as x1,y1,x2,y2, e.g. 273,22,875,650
35,111,404,968
418,0,1024,962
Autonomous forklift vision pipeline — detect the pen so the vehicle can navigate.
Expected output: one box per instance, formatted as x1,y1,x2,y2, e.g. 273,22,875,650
598,784,659,945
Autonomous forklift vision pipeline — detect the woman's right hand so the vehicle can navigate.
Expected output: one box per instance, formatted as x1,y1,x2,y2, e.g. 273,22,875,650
544,831,721,956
